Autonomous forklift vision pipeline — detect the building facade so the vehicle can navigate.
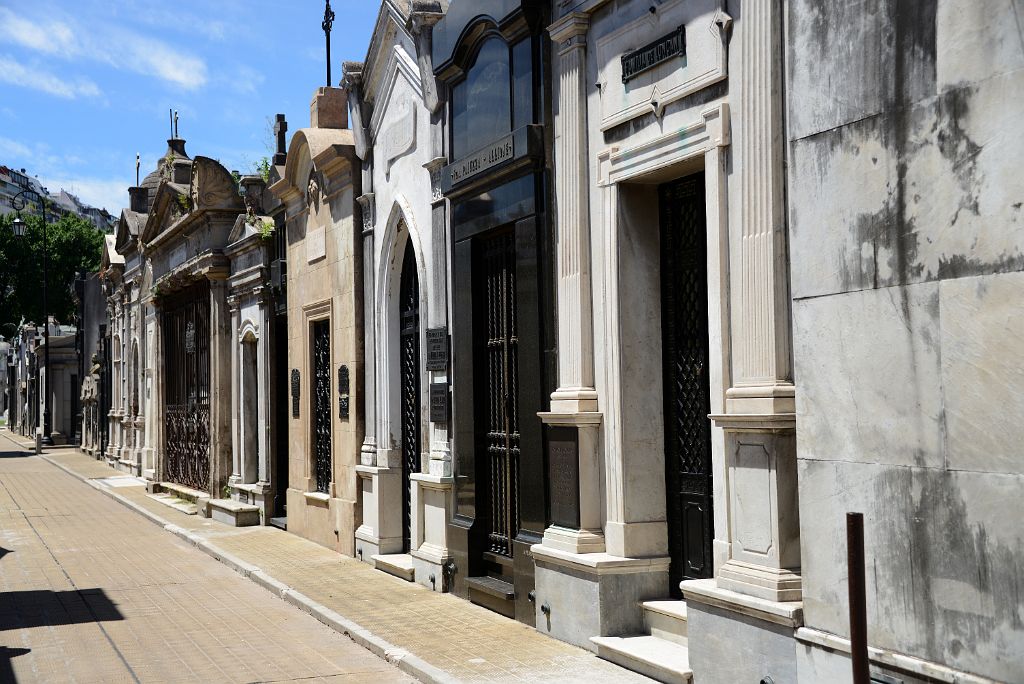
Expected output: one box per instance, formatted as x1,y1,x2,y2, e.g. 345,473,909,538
343,0,455,591
269,86,363,553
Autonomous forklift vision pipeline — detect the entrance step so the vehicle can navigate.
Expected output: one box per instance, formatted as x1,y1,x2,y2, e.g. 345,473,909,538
642,600,688,646
466,575,516,619
146,492,198,516
590,635,693,684
268,516,287,531
159,482,208,505
371,553,415,582
208,498,261,527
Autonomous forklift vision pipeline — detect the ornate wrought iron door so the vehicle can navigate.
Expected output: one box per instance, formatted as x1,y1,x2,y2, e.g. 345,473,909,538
399,242,420,553
481,231,520,558
163,282,211,491
660,175,714,594
312,320,332,493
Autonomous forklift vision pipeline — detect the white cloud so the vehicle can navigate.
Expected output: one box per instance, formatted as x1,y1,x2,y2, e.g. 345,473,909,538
39,176,130,215
0,55,101,99
0,136,32,159
0,7,208,91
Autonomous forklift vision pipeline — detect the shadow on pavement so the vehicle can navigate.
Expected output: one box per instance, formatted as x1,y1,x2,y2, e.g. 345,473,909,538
0,548,9,561
0,647,31,683
0,451,30,459
0,589,124,632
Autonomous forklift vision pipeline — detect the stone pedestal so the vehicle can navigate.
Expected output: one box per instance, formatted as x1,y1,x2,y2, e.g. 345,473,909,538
409,473,453,591
354,465,403,561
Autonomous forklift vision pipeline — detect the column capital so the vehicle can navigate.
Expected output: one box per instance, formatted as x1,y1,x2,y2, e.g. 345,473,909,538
548,12,589,47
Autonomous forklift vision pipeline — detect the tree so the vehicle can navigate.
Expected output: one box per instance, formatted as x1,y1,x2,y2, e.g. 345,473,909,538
0,213,105,336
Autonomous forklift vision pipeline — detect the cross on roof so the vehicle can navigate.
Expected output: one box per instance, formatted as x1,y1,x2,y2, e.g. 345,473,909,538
273,114,288,166
323,1,335,86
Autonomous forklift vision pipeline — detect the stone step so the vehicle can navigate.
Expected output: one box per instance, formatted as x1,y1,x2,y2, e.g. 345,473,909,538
146,492,198,516
159,481,208,505
642,600,688,646
590,635,693,684
208,498,261,527
371,553,415,582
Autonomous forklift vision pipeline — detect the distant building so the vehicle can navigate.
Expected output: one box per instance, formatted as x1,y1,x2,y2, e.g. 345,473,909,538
0,164,115,232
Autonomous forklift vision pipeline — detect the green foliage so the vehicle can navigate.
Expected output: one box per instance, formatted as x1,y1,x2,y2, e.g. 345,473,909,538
231,170,242,186
254,157,271,183
257,219,275,240
176,194,190,213
0,213,104,335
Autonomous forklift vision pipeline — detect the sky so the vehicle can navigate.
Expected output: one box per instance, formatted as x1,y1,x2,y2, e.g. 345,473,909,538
0,0,381,214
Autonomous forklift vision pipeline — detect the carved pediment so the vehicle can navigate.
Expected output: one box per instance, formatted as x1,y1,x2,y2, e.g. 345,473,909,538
189,156,244,213
140,180,190,244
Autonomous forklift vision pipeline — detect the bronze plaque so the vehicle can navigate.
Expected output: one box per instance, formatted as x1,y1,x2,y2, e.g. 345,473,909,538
621,26,686,83
547,426,580,529
426,327,449,371
429,382,449,423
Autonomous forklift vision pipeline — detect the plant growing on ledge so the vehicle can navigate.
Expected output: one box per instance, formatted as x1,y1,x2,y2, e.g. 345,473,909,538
257,219,275,240
175,194,190,213
254,157,271,183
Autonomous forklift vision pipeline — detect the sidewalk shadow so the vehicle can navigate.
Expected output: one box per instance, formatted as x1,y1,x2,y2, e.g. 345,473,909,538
0,646,30,683
0,548,10,562
0,452,29,459
0,589,124,632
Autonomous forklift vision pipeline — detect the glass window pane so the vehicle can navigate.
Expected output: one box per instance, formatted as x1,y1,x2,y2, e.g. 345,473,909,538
512,39,533,130
452,37,511,159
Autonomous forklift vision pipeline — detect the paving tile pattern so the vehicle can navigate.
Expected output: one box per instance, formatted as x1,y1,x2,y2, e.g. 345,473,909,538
0,433,414,684
10,438,652,684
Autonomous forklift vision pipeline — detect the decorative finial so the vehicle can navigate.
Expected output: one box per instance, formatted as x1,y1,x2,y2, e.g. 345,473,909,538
136,153,140,186
323,1,335,86
169,108,173,137
174,110,179,138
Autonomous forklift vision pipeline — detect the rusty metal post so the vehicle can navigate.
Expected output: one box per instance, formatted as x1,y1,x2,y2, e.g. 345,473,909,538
847,512,869,684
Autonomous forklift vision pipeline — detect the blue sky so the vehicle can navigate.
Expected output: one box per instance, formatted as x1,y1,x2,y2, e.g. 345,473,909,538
0,0,380,214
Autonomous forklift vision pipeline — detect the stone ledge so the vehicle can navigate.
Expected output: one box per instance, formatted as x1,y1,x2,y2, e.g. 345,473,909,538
795,627,1001,684
302,491,331,507
409,473,454,487
680,578,803,627
531,544,671,576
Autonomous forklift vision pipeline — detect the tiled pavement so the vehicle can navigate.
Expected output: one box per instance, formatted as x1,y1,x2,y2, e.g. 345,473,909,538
0,431,414,684
0,432,652,684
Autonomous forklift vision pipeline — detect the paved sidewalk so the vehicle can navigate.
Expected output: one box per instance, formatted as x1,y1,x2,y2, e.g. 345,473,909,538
0,431,413,684
1,432,651,684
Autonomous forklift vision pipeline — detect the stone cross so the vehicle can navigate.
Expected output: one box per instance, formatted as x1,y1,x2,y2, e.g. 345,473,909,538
322,1,335,86
135,154,140,186
273,114,288,166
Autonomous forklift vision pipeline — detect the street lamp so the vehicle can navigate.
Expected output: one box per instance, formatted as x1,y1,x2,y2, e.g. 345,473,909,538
8,189,52,449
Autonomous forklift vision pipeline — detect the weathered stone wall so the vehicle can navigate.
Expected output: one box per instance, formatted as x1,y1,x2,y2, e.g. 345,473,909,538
786,1,1024,681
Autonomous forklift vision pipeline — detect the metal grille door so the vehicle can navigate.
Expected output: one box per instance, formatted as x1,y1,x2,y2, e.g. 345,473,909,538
482,232,520,558
660,175,714,593
312,320,332,494
163,282,211,491
399,242,421,553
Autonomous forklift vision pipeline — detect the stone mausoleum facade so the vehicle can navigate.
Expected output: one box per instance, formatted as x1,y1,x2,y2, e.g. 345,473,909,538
66,2,1022,682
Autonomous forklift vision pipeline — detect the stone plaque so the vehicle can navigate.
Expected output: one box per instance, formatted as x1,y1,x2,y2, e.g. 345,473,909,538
426,328,448,371
429,382,449,424
621,26,686,83
290,369,300,418
448,134,514,185
306,226,326,263
547,427,580,529
338,364,350,419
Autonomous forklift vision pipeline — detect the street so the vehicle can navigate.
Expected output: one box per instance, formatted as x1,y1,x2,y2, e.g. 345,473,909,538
0,432,414,684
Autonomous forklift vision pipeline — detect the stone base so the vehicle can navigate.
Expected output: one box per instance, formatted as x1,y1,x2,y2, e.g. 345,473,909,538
717,559,802,602
541,525,606,554
208,498,261,527
531,544,670,651
411,542,451,592
353,527,380,565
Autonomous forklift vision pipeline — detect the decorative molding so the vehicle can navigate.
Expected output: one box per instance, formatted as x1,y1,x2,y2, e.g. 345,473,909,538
596,0,730,131
423,157,446,203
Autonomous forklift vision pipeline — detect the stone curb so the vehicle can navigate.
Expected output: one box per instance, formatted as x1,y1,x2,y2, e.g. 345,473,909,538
35,448,458,684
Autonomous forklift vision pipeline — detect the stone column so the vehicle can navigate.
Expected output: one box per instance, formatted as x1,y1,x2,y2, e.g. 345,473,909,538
146,297,163,483
709,0,800,603
209,277,233,497
356,191,376,466
537,12,603,555
228,294,242,488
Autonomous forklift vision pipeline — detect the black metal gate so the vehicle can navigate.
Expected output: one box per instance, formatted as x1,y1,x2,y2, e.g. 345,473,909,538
312,320,332,493
480,231,520,558
660,174,713,595
163,281,211,491
399,242,420,553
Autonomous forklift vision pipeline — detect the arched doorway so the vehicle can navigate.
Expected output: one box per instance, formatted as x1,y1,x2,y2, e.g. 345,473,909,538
398,240,421,553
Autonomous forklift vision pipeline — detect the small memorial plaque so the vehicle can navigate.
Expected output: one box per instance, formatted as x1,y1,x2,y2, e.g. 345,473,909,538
290,369,300,418
338,365,350,419
547,427,580,529
429,382,449,424
621,26,686,83
426,328,449,371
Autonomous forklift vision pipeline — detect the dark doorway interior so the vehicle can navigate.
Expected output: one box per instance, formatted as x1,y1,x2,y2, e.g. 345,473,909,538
660,173,714,596
399,240,421,554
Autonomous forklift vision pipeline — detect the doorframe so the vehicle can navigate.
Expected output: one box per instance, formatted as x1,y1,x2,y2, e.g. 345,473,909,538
596,103,733,578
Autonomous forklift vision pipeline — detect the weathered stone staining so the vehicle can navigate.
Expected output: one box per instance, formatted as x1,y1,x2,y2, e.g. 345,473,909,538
43,1,1021,682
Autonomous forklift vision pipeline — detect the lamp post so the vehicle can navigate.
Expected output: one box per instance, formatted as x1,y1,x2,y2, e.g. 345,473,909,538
9,189,52,449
